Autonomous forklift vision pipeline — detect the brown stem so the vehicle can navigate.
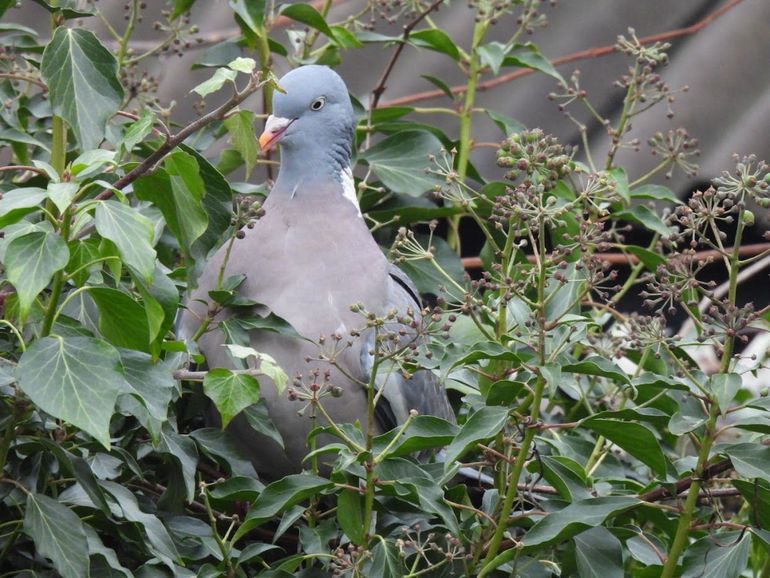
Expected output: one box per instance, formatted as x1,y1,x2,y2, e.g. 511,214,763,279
460,242,770,270
369,0,445,110
640,458,733,502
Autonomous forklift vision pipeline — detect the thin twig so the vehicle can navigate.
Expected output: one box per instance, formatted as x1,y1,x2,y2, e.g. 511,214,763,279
640,458,733,502
369,0,445,110
94,73,267,201
0,165,48,176
460,242,770,270
385,0,745,107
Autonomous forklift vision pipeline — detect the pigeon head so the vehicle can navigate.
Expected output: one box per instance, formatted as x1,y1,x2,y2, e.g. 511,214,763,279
259,66,356,175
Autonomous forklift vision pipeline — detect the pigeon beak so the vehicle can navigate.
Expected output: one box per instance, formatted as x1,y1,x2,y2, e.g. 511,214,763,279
259,115,295,152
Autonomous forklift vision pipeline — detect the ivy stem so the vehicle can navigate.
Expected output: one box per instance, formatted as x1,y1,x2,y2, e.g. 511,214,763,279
362,326,380,543
478,217,548,575
116,0,140,68
660,215,745,578
448,18,488,253
41,112,70,337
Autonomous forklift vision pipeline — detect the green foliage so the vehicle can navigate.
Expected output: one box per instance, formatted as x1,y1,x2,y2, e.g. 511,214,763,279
1,2,769,577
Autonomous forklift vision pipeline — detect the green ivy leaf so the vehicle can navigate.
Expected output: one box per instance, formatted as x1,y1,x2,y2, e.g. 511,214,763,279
94,199,156,281
503,42,564,83
630,184,680,203
29,0,93,18
681,531,750,578
203,368,260,428
372,415,458,458
723,443,770,480
24,493,89,578
709,372,742,412
171,0,197,19
4,229,69,321
409,29,460,61
280,3,333,37
443,406,509,470
223,110,257,179
574,527,624,578
0,187,47,227
523,497,640,548
582,417,667,475
88,287,152,351
562,356,630,384
478,41,507,74
191,67,237,97
121,109,156,153
41,28,123,149
234,474,334,539
16,336,123,448
485,109,525,136
337,489,365,545
615,204,672,237
369,539,403,578
360,130,443,196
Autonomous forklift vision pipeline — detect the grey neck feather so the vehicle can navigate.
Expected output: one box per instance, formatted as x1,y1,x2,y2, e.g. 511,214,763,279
272,135,352,198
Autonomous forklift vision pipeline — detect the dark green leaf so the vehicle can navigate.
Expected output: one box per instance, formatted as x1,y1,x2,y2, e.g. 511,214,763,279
503,42,564,83
710,372,741,412
94,200,156,281
234,474,334,539
29,0,93,17
171,0,196,19
418,74,455,101
337,489,365,545
732,478,770,528
562,356,630,384
723,443,770,480
485,109,525,136
243,401,285,449
235,312,304,340
408,29,459,60
574,527,624,578
523,497,640,547
372,415,458,458
625,245,666,270
119,349,174,422
209,476,264,502
581,418,667,475
360,130,443,196
681,532,750,578
41,28,123,149
24,493,89,578
280,3,333,37
630,184,680,203
330,25,362,48
16,336,123,447
224,110,257,179
229,0,265,33
88,287,152,351
615,204,672,236
4,229,69,320
203,368,260,428
369,539,403,578
443,406,509,469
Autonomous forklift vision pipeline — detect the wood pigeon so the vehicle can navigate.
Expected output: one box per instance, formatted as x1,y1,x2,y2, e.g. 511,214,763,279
179,65,455,480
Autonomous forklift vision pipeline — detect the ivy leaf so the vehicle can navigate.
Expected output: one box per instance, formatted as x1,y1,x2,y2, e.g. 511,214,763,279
562,356,630,384
503,42,564,83
0,187,47,228
16,336,124,448
88,287,152,351
280,3,334,37
573,527,624,578
369,539,403,578
121,109,156,153
409,29,460,61
203,368,260,428
443,406,509,469
615,204,672,237
94,200,156,281
360,130,443,196
171,0,197,19
24,493,89,578
581,418,667,475
41,28,123,149
523,497,640,548
478,41,507,74
709,372,742,412
47,182,78,213
234,474,334,540
192,67,237,97
485,109,525,136
337,489,365,545
223,110,257,179
723,443,770,480
630,184,680,203
4,230,69,321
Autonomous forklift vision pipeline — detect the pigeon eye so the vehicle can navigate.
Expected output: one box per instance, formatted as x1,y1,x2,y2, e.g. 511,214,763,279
310,97,326,111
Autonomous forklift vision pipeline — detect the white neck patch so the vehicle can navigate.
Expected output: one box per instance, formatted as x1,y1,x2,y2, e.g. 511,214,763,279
339,166,361,217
